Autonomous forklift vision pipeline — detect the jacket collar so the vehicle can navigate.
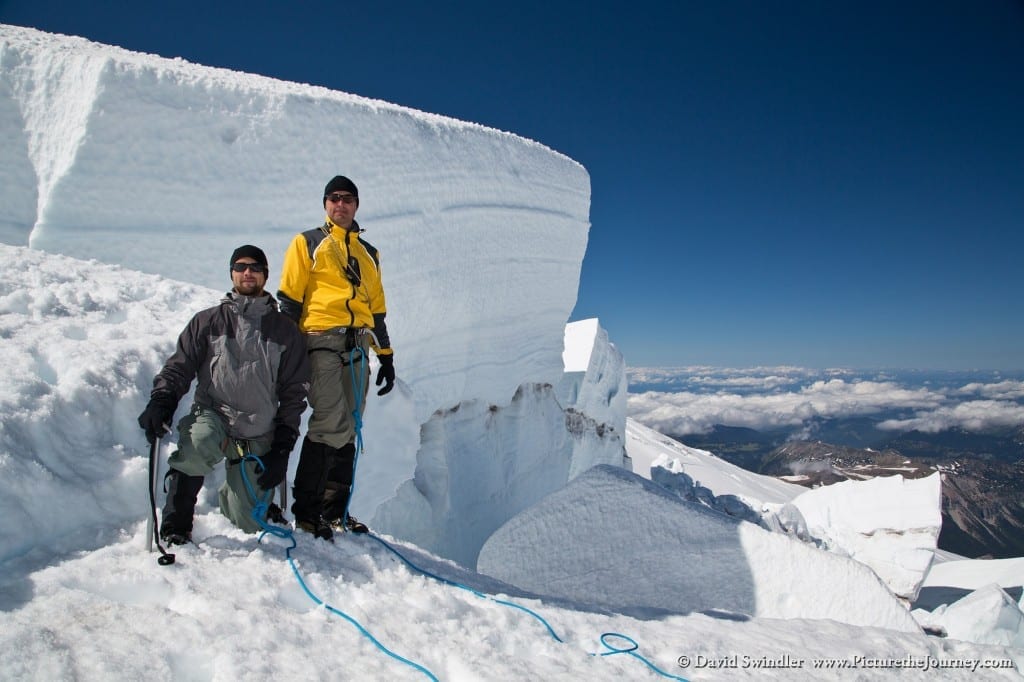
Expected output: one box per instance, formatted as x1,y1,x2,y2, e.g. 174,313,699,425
222,290,277,315
325,216,361,236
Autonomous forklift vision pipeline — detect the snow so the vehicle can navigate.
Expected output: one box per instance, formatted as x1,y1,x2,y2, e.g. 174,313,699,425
915,586,1024,650
624,417,803,508
478,465,920,632
1,24,1022,680
563,318,600,372
790,474,943,602
0,23,591,421
924,558,1024,593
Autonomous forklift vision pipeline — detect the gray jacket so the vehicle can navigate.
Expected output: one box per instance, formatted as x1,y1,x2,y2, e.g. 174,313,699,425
151,292,310,440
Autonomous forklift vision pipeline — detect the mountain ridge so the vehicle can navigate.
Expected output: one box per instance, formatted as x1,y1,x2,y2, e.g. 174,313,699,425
671,419,1024,559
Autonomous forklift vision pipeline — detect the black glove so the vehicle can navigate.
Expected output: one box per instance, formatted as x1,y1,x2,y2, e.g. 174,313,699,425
256,451,288,489
138,393,177,444
375,354,395,396
257,424,297,489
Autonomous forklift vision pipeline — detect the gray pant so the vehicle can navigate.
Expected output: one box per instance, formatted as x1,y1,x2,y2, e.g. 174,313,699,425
305,332,371,449
168,404,272,533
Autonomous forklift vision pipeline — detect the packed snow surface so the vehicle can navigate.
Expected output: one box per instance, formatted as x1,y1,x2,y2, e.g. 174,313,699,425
478,465,920,632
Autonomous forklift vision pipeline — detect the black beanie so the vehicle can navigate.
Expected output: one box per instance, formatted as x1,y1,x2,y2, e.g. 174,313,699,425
229,245,268,269
323,175,359,204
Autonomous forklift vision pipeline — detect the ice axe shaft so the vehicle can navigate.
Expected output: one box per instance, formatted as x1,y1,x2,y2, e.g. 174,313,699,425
146,435,176,565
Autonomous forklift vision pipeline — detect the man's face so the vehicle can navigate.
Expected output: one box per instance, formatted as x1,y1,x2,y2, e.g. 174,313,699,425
325,191,358,228
231,258,267,296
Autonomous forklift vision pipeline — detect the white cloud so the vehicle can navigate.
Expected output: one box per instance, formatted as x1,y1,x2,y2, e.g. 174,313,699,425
878,400,1024,433
956,380,1024,400
627,379,948,435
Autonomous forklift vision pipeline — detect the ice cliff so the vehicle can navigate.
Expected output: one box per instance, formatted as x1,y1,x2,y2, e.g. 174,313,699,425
0,24,624,566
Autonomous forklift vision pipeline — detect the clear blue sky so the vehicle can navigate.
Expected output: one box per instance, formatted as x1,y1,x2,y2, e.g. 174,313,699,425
3,1,1022,370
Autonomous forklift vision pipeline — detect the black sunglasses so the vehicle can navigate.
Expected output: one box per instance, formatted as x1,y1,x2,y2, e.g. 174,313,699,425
231,262,267,273
325,192,357,204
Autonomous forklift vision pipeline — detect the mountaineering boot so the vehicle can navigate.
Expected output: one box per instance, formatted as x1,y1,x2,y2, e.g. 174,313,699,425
291,437,329,531
343,515,369,534
326,514,368,534
161,529,192,546
160,468,204,544
322,442,356,524
295,516,334,542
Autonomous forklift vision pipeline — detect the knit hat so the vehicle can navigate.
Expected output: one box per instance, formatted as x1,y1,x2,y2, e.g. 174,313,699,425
323,175,359,205
229,244,268,269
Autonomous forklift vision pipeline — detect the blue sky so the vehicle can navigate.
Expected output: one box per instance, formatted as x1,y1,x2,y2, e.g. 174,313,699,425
3,1,1022,370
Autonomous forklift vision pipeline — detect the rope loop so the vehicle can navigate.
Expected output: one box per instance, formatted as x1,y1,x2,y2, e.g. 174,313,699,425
365,534,688,680
599,632,639,655
594,632,689,680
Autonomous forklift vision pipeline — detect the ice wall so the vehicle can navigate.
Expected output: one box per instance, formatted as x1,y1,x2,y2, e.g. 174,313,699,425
0,24,591,420
370,319,628,566
557,318,628,474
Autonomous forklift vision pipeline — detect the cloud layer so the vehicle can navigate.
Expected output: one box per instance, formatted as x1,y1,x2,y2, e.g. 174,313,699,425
627,367,1024,436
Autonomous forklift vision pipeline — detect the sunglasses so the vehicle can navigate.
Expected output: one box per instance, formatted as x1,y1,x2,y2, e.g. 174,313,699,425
325,192,357,205
231,262,267,274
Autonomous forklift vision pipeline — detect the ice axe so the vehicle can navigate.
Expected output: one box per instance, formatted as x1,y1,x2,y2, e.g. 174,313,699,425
146,435,176,566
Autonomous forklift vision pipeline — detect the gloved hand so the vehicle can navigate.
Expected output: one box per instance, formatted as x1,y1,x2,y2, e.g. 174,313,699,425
375,354,395,396
257,424,298,489
256,451,289,489
137,393,178,444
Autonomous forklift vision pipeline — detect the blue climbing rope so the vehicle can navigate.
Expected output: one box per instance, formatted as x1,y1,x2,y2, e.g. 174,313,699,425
240,453,438,682
595,633,689,681
348,346,368,451
366,533,563,643
285,559,439,682
364,533,688,681
238,453,292,543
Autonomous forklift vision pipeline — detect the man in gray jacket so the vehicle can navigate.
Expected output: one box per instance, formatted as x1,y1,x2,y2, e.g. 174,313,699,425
138,245,311,544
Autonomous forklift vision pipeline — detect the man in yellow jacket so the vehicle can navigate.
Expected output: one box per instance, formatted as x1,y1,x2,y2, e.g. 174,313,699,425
277,175,396,540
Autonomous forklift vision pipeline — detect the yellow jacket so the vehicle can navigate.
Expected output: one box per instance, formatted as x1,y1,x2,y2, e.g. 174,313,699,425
277,217,393,354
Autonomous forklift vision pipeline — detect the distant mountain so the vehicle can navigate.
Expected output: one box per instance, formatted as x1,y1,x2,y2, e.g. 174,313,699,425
671,424,788,470
760,440,912,484
883,427,1023,463
800,416,896,450
671,419,1024,559
938,458,1024,558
